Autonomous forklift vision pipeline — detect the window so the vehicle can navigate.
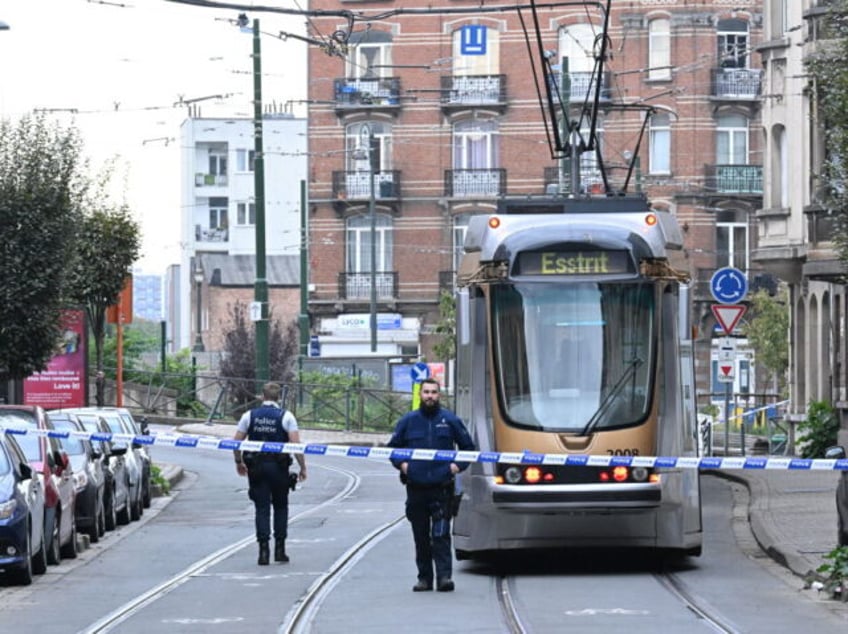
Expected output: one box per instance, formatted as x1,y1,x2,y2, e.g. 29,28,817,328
716,114,749,165
346,30,393,79
558,24,597,100
208,151,227,176
236,149,255,172
209,197,228,230
452,214,471,272
237,202,255,225
716,211,748,270
346,213,393,273
717,19,749,69
649,112,671,174
452,26,500,76
345,121,391,172
453,119,498,169
648,18,671,80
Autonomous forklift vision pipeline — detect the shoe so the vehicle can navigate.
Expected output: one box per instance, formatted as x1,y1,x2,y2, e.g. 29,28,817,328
258,541,270,566
436,578,455,592
275,540,289,563
412,579,433,592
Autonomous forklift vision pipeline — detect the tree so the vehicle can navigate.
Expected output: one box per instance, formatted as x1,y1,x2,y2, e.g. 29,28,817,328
740,288,789,396
0,115,84,380
432,289,456,370
805,1,848,267
218,301,299,414
64,162,142,373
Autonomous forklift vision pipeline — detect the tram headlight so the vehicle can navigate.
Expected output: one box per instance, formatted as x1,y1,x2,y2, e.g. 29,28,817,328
524,467,542,484
631,467,649,482
504,466,523,484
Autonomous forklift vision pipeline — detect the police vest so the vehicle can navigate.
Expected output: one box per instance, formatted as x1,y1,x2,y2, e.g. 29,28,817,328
247,405,289,443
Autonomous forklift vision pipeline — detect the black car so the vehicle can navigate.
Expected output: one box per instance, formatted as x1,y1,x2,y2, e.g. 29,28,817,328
62,411,131,530
49,413,106,543
825,445,848,546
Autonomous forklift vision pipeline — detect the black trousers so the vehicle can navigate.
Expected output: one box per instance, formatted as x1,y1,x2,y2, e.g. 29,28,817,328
405,484,453,583
247,459,290,543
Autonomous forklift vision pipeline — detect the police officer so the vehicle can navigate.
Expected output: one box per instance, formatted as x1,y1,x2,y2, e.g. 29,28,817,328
388,377,475,592
233,382,306,565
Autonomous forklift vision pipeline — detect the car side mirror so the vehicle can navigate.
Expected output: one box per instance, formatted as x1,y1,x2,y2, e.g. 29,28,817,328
140,417,150,435
111,446,127,457
825,445,847,460
91,449,102,460
55,451,70,474
19,462,33,480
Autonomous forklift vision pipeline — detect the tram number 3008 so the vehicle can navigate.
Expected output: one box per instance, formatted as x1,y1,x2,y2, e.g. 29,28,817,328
607,448,640,456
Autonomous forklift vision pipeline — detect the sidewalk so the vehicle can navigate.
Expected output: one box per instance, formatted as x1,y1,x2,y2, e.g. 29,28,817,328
156,422,842,580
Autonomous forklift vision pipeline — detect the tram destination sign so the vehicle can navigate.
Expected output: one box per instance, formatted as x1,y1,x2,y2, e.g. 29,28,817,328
514,249,634,276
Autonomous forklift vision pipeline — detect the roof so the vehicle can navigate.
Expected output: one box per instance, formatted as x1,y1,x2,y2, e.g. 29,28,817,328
197,254,300,287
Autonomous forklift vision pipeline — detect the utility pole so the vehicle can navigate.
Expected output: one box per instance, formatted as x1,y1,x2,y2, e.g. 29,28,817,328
298,179,309,388
251,17,269,388
360,124,378,353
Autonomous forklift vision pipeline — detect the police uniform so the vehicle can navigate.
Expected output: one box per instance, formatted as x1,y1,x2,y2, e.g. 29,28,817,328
236,400,298,563
388,403,475,592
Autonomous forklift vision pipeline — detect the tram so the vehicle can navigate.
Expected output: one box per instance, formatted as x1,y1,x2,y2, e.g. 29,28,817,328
451,195,702,559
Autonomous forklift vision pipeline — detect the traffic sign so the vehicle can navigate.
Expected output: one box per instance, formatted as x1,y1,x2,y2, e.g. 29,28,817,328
717,363,735,383
711,304,747,335
410,362,430,383
710,267,748,304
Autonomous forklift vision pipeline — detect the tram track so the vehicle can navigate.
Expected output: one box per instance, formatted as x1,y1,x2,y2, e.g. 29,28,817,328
78,463,364,634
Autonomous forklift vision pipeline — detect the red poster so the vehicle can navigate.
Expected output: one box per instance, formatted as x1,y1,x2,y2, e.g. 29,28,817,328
23,309,87,408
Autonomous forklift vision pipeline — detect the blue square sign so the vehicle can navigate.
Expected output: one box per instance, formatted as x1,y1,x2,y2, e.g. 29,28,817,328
460,25,487,55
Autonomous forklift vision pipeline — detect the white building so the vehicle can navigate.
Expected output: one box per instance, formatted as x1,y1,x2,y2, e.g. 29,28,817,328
177,115,307,351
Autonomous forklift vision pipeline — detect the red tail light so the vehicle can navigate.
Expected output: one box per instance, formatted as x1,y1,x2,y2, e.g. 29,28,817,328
612,466,629,482
524,467,542,484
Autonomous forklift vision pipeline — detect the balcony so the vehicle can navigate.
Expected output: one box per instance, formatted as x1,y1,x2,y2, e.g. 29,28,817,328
195,173,228,187
338,271,398,300
195,224,229,243
444,168,506,197
543,165,605,194
711,68,762,100
334,77,401,111
704,164,762,195
332,170,401,200
549,71,613,103
440,74,506,111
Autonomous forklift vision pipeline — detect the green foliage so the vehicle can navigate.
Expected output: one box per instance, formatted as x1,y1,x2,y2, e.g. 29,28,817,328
150,464,170,497
95,321,160,378
805,0,848,268
700,403,720,419
797,400,840,459
0,115,85,380
218,301,299,416
432,290,456,363
810,545,848,602
64,174,142,372
740,288,789,395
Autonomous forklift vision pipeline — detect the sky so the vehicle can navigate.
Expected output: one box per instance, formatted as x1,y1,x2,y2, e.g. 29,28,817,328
0,0,308,275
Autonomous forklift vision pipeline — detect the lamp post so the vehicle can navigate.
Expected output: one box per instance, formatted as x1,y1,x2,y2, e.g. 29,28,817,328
193,264,205,352
359,124,378,353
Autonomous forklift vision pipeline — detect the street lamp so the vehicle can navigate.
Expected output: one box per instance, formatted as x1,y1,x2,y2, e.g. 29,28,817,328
358,123,378,353
193,264,205,352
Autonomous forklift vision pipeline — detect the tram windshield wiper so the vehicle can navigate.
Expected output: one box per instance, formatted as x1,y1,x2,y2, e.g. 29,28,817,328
579,357,644,437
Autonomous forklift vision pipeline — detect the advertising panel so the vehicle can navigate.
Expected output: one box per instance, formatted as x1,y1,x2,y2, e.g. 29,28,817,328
23,308,87,408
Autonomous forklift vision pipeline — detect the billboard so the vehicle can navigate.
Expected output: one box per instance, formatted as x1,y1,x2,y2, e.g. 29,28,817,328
23,308,87,408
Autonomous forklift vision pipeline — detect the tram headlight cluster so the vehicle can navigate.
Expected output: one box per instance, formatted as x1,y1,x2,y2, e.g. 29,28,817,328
496,464,658,485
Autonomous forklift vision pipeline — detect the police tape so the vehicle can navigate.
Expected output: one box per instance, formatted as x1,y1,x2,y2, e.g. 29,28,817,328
2,426,847,472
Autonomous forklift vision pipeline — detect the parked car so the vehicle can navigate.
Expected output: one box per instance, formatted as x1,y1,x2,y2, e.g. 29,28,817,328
108,408,152,509
0,405,77,564
825,445,848,546
62,408,142,523
49,412,106,543
59,410,131,530
0,431,48,585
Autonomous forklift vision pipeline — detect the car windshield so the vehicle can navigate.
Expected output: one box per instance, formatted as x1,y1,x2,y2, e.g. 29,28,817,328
0,412,41,462
51,420,86,456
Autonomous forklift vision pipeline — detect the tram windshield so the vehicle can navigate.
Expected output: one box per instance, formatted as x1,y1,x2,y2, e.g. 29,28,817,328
491,281,655,433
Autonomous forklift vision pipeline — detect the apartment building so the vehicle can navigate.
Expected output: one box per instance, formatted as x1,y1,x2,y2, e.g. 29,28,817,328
305,1,763,396
756,0,848,438
178,115,307,357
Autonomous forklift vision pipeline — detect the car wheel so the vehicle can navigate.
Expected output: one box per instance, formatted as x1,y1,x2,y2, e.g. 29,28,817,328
60,519,78,559
31,518,48,575
11,527,34,586
143,472,151,509
89,499,102,544
105,487,117,531
46,512,61,565
130,491,141,521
